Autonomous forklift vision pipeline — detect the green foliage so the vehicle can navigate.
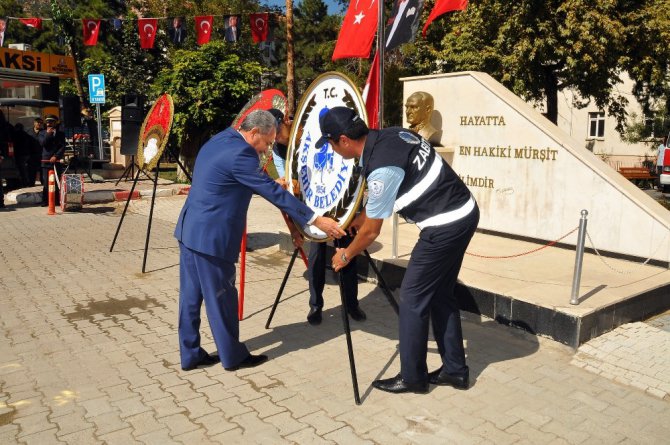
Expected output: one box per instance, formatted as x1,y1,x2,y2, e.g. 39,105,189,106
152,40,263,155
415,0,630,129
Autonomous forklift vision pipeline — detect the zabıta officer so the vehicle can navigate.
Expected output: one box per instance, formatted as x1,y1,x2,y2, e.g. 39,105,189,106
318,107,480,394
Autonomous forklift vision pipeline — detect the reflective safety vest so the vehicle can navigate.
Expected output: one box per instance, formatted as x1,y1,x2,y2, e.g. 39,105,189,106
362,128,474,230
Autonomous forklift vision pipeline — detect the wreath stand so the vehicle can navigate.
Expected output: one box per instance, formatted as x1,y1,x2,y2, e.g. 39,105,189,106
109,146,191,273
265,238,399,405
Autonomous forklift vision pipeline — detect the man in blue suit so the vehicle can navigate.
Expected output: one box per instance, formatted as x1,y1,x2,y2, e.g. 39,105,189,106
175,110,345,371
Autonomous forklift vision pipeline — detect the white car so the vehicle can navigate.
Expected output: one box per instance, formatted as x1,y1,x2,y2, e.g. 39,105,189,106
660,165,670,193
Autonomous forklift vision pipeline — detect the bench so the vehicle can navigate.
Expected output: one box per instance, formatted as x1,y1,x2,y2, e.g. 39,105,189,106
618,167,657,188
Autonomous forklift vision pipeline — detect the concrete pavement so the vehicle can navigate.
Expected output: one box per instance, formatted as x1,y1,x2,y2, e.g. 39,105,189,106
1,194,669,444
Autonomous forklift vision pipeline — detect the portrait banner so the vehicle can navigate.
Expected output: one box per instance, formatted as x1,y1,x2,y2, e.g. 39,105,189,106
136,94,174,171
286,72,367,241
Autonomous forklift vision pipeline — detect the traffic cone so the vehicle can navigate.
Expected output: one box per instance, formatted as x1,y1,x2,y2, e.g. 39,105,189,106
48,169,55,215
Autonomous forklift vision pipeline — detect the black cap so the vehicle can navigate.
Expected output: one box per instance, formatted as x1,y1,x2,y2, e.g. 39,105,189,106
315,107,362,148
267,108,284,127
45,114,59,122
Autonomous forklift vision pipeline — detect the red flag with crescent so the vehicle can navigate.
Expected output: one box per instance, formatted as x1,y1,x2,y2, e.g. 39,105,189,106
332,0,379,60
82,19,101,46
249,13,269,43
194,16,213,45
19,18,42,29
138,18,158,49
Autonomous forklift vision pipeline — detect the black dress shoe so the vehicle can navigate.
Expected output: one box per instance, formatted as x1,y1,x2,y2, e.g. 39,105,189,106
428,367,469,389
347,306,366,321
224,354,268,371
181,353,220,371
372,374,428,394
307,307,322,325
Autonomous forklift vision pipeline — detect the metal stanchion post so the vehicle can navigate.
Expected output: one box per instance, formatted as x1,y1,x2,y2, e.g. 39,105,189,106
391,213,399,259
570,210,588,305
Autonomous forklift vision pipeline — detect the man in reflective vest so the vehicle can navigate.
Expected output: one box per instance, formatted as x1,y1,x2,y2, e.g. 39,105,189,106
318,107,480,394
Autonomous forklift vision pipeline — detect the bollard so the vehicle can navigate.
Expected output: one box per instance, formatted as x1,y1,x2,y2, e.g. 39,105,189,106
47,169,56,215
570,209,588,305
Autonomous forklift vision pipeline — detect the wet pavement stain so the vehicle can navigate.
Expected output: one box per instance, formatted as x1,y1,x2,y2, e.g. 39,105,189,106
63,295,166,321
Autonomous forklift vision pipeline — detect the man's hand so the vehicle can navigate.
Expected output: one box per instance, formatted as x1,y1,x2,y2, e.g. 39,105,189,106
290,230,304,248
332,247,348,272
49,156,57,163
275,177,288,189
313,216,345,239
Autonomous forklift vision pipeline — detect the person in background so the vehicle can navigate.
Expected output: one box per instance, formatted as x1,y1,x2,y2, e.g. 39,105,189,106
174,110,344,372
656,136,666,178
267,108,365,326
40,115,66,206
27,118,44,187
12,123,31,187
0,110,12,208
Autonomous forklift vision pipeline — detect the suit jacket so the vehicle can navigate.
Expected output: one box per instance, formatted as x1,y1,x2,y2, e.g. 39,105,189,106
168,26,187,44
225,26,238,42
174,127,314,262
40,129,66,165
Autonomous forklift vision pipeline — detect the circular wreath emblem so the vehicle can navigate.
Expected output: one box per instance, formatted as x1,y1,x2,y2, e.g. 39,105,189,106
136,94,174,171
286,72,367,242
231,89,287,129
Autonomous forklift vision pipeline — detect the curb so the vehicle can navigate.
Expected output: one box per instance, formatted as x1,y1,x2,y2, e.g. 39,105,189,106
6,185,191,205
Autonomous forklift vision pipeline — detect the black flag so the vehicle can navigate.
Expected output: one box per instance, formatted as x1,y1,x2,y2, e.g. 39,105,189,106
385,0,425,51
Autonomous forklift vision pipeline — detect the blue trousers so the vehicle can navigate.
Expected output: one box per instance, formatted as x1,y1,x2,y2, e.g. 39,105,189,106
178,243,249,369
399,206,479,384
308,235,359,311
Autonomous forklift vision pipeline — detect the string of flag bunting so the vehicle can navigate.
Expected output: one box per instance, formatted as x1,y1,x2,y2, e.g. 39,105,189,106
1,13,278,49
3,0,467,54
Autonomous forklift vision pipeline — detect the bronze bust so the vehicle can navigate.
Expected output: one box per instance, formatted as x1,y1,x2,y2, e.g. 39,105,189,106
405,91,439,144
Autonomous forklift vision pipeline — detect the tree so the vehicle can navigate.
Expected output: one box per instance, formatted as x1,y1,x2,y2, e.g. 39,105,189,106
152,40,264,179
621,0,670,140
415,0,628,129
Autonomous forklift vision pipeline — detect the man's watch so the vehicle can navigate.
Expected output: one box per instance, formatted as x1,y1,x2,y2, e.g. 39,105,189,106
340,252,349,264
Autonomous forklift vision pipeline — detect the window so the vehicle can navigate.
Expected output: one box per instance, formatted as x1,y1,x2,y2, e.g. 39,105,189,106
588,112,605,139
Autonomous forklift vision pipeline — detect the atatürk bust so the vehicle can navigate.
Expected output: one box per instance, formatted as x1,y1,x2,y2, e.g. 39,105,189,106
405,91,439,144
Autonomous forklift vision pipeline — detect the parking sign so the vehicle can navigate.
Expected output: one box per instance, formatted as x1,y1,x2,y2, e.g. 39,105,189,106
88,74,105,104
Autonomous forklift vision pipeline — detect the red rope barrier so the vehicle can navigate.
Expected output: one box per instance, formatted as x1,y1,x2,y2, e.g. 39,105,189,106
465,227,579,259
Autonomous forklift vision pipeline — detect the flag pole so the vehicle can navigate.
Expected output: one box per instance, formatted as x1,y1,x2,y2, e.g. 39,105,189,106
377,0,399,258
376,0,384,130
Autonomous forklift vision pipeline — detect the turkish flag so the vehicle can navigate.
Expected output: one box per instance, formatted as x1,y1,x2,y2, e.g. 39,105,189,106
19,18,42,30
82,19,101,46
195,16,213,45
138,18,158,49
422,0,468,37
332,0,379,60
250,13,269,43
362,52,380,129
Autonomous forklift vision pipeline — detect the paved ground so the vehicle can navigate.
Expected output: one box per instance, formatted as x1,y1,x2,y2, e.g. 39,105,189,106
1,195,669,444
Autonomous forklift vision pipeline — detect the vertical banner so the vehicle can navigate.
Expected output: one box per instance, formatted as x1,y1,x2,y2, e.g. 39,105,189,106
249,13,269,43
82,19,101,46
194,16,213,45
138,18,158,49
